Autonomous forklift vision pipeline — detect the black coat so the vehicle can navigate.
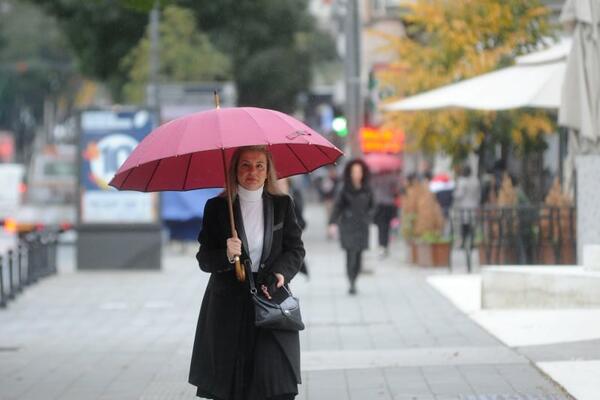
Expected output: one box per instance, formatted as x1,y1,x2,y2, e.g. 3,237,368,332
329,185,374,251
189,192,305,399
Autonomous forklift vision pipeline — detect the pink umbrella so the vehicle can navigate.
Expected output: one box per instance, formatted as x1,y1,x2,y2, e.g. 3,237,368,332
109,107,341,191
109,102,342,281
363,153,402,174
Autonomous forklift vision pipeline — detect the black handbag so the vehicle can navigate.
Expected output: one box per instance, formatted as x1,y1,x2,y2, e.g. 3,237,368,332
245,263,305,331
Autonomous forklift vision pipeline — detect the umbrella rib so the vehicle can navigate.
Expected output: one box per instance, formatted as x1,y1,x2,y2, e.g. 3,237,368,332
242,108,270,145
144,159,161,192
120,167,136,189
285,143,309,172
181,153,193,190
314,143,335,164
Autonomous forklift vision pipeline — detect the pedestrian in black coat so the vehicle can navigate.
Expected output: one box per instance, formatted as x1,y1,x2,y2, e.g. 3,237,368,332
328,159,374,295
189,146,305,400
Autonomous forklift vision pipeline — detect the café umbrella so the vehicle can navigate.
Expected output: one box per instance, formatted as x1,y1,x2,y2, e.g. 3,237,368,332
109,101,343,280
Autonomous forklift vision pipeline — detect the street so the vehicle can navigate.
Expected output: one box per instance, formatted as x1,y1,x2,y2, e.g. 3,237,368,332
0,204,570,400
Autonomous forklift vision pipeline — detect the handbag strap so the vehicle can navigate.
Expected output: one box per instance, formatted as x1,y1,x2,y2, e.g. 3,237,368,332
243,260,293,297
243,260,258,295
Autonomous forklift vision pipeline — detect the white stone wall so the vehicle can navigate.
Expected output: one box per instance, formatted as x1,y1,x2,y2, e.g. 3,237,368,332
576,155,600,265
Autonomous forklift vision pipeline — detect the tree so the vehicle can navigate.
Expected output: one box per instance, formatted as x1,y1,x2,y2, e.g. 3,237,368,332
182,0,327,113
28,0,149,100
380,0,556,164
27,0,333,112
0,0,78,160
120,5,231,104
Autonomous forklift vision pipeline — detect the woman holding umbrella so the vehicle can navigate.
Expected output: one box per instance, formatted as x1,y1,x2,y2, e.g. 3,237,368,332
189,145,305,400
328,159,374,295
109,102,342,399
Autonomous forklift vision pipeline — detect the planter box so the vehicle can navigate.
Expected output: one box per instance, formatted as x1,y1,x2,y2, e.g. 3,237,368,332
416,242,450,267
407,241,418,264
538,243,576,265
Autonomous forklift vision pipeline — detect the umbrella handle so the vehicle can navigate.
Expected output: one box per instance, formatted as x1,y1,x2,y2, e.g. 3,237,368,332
234,256,245,282
222,148,245,282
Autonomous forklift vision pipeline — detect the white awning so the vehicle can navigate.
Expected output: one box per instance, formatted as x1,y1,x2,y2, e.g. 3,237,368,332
383,38,571,112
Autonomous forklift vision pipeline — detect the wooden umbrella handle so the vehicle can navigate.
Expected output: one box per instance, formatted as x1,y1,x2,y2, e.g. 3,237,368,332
222,148,245,282
231,230,245,282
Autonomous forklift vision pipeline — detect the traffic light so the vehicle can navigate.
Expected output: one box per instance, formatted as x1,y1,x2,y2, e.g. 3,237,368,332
332,116,348,137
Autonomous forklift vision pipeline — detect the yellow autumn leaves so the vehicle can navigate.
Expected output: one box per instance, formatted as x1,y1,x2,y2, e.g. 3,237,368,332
379,0,556,160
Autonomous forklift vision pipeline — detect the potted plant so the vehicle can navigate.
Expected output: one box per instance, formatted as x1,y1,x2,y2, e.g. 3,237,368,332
413,182,449,267
401,182,421,264
417,231,451,267
538,178,576,264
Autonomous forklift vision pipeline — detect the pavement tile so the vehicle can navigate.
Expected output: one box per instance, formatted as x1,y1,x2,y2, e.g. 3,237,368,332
0,204,571,400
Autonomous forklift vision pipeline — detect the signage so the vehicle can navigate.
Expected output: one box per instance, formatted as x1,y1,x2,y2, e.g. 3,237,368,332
79,109,158,224
360,126,404,154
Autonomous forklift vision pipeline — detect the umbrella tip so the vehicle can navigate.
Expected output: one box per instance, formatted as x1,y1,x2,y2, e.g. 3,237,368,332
214,91,220,109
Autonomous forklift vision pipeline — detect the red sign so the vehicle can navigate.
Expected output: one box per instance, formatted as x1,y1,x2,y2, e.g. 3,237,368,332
360,126,404,154
0,132,15,162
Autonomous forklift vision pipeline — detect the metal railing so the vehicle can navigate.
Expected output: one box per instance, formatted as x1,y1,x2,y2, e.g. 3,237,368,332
450,206,577,272
0,230,60,308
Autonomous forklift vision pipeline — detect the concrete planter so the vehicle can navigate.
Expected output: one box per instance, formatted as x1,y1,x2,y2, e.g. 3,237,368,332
407,241,418,264
417,242,450,267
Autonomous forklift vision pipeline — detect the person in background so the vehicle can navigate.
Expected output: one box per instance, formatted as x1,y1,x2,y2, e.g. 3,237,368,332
328,159,374,295
372,170,400,259
510,175,531,205
452,165,480,249
430,173,454,219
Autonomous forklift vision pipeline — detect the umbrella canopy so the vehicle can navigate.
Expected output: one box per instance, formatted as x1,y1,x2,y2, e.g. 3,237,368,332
109,107,343,191
383,39,571,112
558,0,600,142
109,105,342,282
363,153,402,174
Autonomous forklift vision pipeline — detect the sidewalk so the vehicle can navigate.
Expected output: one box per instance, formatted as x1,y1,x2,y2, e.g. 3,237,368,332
0,204,571,400
428,274,600,400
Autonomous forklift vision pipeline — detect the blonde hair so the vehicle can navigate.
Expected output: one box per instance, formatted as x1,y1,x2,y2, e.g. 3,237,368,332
223,146,282,200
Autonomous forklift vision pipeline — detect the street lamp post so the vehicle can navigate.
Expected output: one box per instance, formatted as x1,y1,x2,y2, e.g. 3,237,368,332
147,2,160,109
344,0,363,158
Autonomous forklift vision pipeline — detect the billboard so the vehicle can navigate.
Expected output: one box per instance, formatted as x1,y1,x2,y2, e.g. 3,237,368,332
79,109,159,224
360,126,404,154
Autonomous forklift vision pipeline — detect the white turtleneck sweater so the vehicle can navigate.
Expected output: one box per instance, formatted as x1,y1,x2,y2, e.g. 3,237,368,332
237,185,264,272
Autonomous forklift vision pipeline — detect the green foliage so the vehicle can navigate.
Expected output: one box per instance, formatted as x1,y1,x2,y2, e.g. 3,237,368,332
182,0,325,112
401,213,417,240
26,0,331,110
120,5,231,104
418,231,451,244
28,0,149,100
0,1,75,132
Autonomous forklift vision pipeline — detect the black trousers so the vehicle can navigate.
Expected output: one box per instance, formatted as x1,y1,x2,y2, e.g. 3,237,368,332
346,249,363,284
460,223,473,248
374,204,398,248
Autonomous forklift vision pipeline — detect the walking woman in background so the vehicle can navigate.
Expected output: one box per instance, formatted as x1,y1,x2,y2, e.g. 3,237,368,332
328,159,374,295
189,145,305,400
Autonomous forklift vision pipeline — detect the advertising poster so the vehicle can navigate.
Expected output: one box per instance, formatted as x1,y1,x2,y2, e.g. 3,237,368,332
79,109,158,224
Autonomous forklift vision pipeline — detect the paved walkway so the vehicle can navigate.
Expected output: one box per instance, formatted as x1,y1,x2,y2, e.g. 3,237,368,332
0,204,571,400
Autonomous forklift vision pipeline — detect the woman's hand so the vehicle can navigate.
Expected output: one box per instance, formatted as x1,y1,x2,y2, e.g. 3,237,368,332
226,237,242,262
261,273,285,300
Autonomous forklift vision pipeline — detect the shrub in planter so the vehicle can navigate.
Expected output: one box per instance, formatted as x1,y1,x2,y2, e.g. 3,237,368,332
401,182,421,263
538,178,576,265
410,183,448,267
417,232,451,267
